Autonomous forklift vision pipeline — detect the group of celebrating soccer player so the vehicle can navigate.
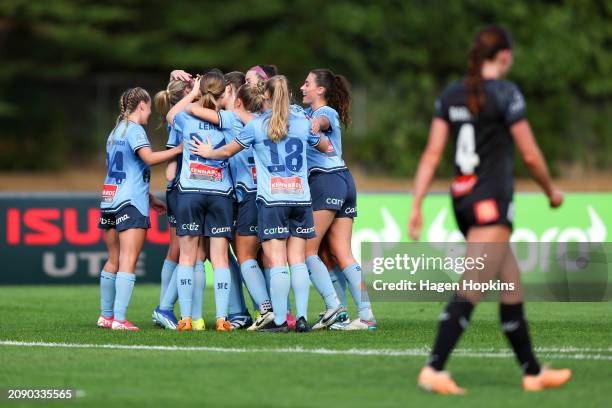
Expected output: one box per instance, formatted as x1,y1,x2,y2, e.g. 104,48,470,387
95,25,573,394
96,64,376,334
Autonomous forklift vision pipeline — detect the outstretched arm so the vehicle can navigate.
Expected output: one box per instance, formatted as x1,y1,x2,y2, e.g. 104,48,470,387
137,145,182,167
190,137,244,160
408,118,449,240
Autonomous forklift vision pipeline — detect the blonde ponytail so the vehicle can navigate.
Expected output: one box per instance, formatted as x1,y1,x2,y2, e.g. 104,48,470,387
265,75,290,143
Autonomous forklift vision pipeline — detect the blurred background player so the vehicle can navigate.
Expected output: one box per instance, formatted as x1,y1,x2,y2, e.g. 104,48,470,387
191,75,330,332
408,26,571,394
301,69,377,330
97,87,181,330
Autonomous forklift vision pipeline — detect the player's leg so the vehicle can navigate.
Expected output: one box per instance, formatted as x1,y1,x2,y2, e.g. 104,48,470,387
227,245,252,329
153,226,179,326
418,225,509,394
320,237,347,307
209,236,232,331
98,227,118,328
306,210,342,315
191,238,207,330
327,217,376,329
498,248,572,390
288,234,311,332
236,234,273,330
260,238,290,332
112,226,147,330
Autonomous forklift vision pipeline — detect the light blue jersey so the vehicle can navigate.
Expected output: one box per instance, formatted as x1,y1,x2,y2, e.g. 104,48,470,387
236,109,321,206
165,124,182,191
220,110,257,203
174,111,234,196
304,106,346,174
100,121,151,216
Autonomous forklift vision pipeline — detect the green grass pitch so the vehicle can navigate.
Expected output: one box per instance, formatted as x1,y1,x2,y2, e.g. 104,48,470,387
0,285,610,407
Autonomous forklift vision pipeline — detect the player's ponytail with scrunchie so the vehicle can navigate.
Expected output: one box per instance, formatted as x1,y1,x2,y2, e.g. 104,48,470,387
265,75,290,143
310,69,351,128
237,82,265,113
465,26,512,116
199,70,226,110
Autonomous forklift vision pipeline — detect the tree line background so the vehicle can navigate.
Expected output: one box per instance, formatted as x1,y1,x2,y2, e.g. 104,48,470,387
0,0,610,177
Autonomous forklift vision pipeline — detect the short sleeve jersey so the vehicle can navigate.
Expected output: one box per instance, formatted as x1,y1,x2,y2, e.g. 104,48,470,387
236,109,321,206
100,121,151,216
174,111,234,196
304,106,346,174
434,79,527,202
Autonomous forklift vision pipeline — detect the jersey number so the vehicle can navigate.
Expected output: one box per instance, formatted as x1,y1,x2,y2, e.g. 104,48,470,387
264,138,303,172
106,151,126,183
455,124,480,175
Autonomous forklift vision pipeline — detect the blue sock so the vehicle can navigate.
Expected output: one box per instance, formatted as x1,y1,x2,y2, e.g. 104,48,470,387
290,263,310,320
214,267,231,319
240,259,270,310
99,270,116,318
264,267,271,293
160,266,178,311
176,265,194,319
228,254,248,316
306,255,340,310
343,263,374,321
191,261,205,320
330,265,347,307
270,266,290,325
160,259,177,304
113,272,136,322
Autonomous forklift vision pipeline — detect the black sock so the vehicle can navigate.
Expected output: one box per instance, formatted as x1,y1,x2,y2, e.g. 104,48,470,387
428,294,475,371
500,303,541,375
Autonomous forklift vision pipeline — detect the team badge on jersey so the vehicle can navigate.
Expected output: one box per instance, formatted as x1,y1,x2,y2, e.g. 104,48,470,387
101,184,117,203
271,176,304,195
474,199,500,224
189,162,223,182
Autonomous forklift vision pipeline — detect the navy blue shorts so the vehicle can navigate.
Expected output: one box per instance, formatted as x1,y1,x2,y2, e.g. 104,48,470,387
257,202,316,241
175,192,234,238
236,193,258,236
166,188,179,227
98,205,150,232
309,169,357,218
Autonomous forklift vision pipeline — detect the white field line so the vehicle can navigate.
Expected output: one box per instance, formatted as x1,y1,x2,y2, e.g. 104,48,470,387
0,340,611,361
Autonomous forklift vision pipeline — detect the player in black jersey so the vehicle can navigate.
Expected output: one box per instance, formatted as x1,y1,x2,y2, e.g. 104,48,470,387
408,26,571,394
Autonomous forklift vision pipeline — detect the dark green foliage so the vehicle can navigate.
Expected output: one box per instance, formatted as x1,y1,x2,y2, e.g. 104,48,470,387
0,0,609,174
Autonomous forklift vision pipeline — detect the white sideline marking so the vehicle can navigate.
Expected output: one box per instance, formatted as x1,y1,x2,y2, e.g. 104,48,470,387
0,340,611,361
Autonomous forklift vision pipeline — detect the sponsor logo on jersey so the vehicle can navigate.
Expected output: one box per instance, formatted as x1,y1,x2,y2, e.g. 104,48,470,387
189,163,223,182
251,166,257,183
295,226,315,234
451,175,477,198
474,199,500,224
263,226,289,235
449,106,473,122
101,184,117,203
270,176,304,195
211,226,231,234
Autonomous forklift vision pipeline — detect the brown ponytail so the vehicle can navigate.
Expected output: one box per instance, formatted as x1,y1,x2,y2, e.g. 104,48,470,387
114,87,150,138
310,69,351,127
237,82,265,113
465,26,512,116
264,75,290,143
199,70,225,110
